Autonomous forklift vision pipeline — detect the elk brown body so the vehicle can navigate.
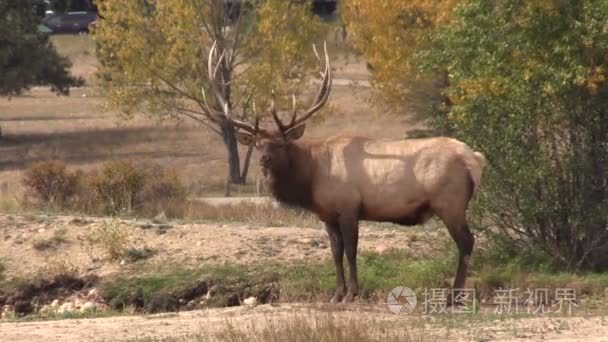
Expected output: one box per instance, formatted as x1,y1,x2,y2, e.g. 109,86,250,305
208,41,487,303
249,133,486,302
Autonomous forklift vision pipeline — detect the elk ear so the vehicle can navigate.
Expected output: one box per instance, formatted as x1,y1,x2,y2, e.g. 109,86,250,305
284,123,306,141
235,131,256,146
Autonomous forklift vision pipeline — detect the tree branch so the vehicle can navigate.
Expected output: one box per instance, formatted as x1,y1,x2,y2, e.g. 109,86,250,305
145,66,217,121
179,111,222,136
152,93,223,136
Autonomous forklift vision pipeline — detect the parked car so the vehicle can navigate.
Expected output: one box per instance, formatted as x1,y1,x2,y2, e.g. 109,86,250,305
42,11,97,34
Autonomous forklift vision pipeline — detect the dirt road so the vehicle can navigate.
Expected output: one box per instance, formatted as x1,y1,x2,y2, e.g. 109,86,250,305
1,304,606,341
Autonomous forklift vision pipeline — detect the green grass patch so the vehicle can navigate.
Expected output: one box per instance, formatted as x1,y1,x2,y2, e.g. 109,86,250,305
101,249,458,311
100,244,608,315
103,270,208,303
101,264,261,311
470,239,608,301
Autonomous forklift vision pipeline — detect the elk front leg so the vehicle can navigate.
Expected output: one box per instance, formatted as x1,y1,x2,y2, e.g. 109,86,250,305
339,213,359,303
325,221,346,303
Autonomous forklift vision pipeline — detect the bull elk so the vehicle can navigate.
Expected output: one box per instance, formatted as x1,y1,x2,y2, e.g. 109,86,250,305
206,42,487,303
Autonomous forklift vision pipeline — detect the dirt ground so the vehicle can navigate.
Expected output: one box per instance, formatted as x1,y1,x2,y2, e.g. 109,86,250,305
0,213,437,279
1,303,607,341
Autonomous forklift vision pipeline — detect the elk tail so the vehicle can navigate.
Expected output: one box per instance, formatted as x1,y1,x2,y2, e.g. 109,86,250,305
467,151,487,194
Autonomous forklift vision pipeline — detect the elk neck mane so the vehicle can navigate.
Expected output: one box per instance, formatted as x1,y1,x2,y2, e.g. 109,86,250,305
265,141,316,210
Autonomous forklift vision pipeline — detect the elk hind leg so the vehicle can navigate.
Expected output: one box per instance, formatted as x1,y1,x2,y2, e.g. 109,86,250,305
450,221,474,291
436,208,475,304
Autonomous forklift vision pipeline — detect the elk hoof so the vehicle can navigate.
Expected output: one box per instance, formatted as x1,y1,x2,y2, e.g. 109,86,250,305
330,293,344,303
341,292,356,303
330,286,346,303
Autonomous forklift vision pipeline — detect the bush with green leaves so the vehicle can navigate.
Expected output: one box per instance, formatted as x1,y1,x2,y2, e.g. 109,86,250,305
420,0,608,270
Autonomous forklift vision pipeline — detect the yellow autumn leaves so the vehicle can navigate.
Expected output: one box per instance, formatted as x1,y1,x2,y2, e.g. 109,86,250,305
94,0,328,119
340,0,460,112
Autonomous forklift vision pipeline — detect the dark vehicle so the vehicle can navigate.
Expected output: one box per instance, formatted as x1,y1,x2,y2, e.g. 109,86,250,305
42,11,97,34
311,0,337,14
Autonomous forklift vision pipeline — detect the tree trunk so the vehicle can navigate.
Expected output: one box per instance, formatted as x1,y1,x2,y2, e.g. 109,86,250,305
221,121,242,186
240,144,254,184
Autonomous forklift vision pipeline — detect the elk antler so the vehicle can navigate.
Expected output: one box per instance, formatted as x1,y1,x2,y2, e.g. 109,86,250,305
272,41,332,133
206,41,331,136
207,41,258,133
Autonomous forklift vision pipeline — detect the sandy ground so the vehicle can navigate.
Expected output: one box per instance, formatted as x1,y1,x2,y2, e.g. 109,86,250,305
1,303,607,341
0,213,436,279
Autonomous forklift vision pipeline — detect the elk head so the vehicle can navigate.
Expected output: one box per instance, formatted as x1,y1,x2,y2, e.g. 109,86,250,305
205,41,332,175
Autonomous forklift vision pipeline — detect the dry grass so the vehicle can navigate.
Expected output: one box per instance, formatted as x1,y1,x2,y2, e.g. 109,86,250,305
32,228,69,251
0,89,232,199
184,201,320,228
39,256,80,280
50,34,98,81
218,315,442,342
128,313,445,342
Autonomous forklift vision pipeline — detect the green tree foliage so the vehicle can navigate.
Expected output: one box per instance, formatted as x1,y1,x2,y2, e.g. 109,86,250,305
94,0,327,185
421,0,608,270
0,0,82,96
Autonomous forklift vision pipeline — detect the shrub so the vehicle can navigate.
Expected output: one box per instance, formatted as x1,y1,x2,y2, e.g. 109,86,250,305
136,166,187,218
92,220,132,261
21,160,190,219
41,257,79,279
32,228,69,251
422,0,608,270
22,160,82,209
91,161,147,215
